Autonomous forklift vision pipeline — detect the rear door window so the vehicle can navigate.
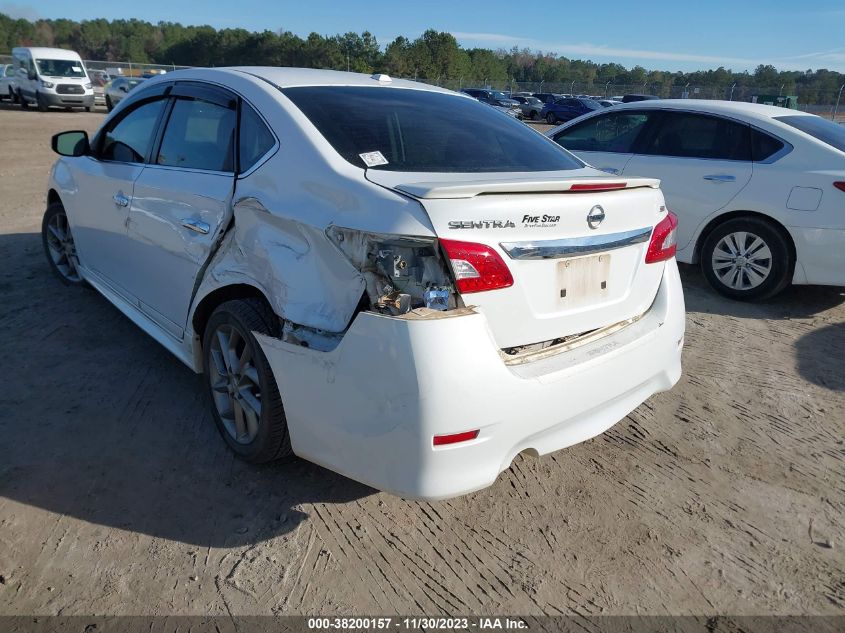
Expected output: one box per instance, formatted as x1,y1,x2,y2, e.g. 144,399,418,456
552,111,652,153
238,104,276,172
640,112,751,160
100,99,166,163
775,115,845,153
751,129,786,161
156,98,236,172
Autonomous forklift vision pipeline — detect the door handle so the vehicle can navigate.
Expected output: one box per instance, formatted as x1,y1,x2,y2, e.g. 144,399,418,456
703,174,736,182
181,219,210,235
112,193,130,207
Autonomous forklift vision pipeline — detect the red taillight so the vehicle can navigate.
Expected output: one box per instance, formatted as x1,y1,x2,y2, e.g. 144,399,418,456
834,182,845,193
645,211,679,264
433,430,480,446
440,239,514,294
569,182,627,192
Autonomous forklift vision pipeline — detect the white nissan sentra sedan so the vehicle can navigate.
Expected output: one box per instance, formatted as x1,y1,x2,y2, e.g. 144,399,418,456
44,68,684,499
547,100,845,301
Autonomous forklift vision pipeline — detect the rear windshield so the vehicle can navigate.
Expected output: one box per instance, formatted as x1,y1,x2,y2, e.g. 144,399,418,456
775,115,845,152
282,86,583,172
35,59,86,78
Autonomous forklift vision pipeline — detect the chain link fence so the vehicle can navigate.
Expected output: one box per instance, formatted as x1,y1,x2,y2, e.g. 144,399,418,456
0,54,191,77
1,53,842,120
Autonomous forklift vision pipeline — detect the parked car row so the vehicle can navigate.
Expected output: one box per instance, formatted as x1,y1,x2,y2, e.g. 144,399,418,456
461,88,656,122
460,88,522,118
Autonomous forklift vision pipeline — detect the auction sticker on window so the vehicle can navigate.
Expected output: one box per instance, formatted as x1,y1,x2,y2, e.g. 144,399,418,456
359,151,389,167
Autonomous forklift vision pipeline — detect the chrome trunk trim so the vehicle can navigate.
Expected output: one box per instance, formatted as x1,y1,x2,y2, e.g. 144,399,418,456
500,226,652,260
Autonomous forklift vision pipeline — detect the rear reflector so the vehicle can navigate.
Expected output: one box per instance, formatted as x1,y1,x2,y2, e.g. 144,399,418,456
645,211,679,264
835,182,845,193
569,182,627,192
433,430,480,446
440,239,514,293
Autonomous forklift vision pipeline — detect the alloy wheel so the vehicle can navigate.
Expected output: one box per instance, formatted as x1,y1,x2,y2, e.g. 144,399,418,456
208,324,263,444
711,231,772,291
45,212,81,282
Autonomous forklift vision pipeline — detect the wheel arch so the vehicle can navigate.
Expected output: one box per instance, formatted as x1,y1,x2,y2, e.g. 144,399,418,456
191,283,277,348
692,210,796,266
47,188,62,207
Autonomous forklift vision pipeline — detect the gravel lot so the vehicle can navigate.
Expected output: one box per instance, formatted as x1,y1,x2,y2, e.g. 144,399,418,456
0,105,843,616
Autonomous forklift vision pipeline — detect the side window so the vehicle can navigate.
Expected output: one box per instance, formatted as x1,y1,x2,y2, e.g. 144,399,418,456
100,99,166,163
156,98,236,172
641,112,751,160
239,104,275,173
553,112,651,153
751,128,785,161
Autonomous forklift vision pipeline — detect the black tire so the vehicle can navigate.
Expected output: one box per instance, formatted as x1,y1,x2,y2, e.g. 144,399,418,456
19,92,28,109
85,106,92,112
546,112,557,124
700,216,793,301
10,88,17,103
36,92,48,112
202,298,292,464
530,110,539,120
42,202,85,287
105,96,113,112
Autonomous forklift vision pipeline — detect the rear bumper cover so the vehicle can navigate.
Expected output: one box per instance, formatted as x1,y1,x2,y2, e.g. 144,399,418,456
256,260,685,500
789,226,845,287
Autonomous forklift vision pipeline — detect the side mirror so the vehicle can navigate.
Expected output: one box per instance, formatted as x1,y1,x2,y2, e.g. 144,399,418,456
120,85,128,92
52,130,90,157
28,70,37,80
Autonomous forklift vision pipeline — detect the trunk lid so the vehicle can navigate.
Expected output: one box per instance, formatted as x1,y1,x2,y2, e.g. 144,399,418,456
367,169,669,350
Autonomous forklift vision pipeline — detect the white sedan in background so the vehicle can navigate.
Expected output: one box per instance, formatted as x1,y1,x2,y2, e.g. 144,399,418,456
0,63,17,101
44,67,684,499
548,101,845,300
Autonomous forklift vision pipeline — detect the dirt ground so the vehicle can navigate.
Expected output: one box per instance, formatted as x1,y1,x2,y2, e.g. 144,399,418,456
0,105,843,617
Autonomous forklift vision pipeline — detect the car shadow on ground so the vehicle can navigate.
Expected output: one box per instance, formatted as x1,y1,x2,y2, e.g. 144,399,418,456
795,321,845,392
0,232,373,550
679,263,845,319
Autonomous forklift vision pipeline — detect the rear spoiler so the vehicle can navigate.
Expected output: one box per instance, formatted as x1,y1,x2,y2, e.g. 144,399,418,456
395,177,660,199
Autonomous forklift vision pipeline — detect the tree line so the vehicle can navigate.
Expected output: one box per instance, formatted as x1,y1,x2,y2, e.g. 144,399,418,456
1,13,843,104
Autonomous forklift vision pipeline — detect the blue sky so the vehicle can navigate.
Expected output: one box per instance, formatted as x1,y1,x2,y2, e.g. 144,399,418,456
3,0,843,72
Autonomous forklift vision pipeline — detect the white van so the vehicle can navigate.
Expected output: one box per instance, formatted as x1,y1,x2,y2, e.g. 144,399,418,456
12,47,94,111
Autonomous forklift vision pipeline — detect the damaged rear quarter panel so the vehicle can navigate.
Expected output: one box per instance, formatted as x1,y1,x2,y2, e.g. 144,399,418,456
192,92,437,335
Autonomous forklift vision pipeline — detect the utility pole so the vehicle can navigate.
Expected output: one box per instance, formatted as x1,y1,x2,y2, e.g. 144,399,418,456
779,83,784,96
605,80,610,97
570,79,576,95
835,83,845,121
729,82,736,101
